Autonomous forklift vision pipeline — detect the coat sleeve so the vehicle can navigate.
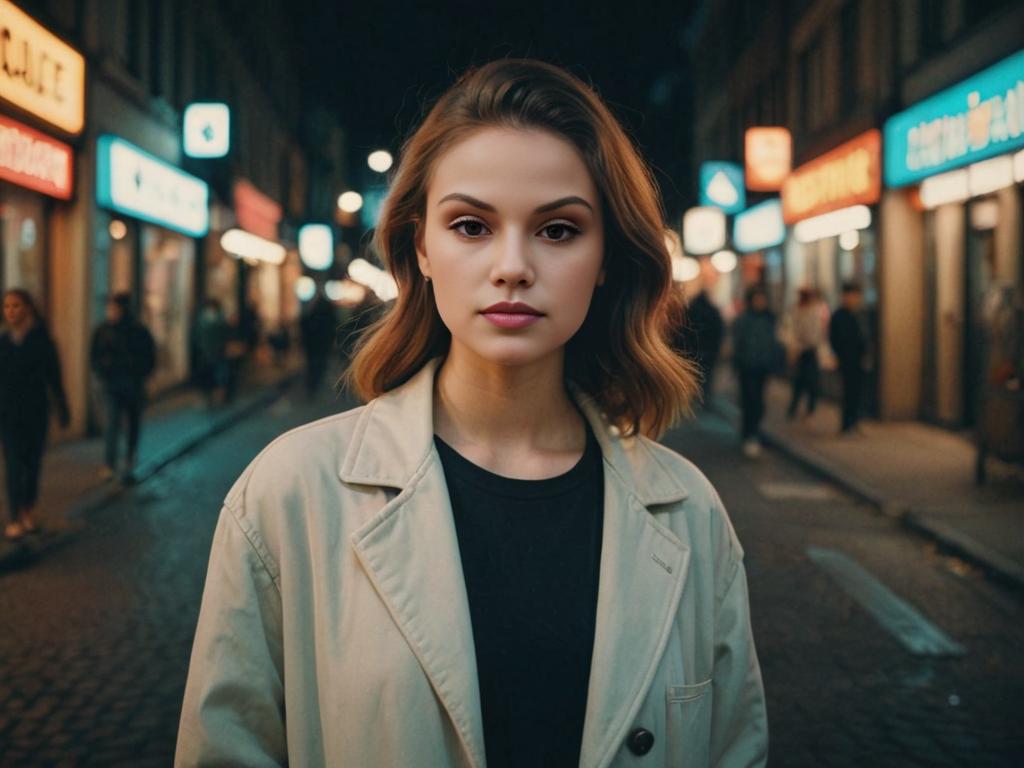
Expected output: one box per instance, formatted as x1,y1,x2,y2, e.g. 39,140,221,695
710,551,769,768
175,503,286,767
43,334,70,423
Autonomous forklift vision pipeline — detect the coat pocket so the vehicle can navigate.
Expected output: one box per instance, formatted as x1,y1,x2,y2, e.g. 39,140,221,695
665,679,713,768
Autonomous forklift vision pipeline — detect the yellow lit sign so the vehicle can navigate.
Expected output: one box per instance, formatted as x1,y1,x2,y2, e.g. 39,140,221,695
0,1,86,134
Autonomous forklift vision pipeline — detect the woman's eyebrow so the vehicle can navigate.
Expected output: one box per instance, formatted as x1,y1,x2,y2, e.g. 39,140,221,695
436,192,594,213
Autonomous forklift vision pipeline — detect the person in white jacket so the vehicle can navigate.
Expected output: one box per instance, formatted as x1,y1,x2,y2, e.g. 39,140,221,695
177,59,768,768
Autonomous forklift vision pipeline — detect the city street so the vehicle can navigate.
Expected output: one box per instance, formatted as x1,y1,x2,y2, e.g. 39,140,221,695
0,387,1020,766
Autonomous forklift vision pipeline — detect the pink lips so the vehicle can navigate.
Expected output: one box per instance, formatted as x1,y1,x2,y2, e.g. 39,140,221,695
480,301,544,329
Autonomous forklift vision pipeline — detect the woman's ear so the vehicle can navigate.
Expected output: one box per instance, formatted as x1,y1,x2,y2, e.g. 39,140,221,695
414,220,431,280
596,266,606,287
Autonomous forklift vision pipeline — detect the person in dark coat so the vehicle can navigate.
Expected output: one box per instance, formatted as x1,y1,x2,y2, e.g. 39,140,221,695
829,282,867,434
192,299,230,406
674,288,725,405
0,289,70,540
299,292,338,397
90,292,156,482
732,285,780,458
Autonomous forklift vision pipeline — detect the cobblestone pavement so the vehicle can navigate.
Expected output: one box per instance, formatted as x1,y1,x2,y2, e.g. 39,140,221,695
0,393,1021,766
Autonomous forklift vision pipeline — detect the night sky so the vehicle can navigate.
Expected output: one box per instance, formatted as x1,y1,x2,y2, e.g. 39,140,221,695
295,0,700,220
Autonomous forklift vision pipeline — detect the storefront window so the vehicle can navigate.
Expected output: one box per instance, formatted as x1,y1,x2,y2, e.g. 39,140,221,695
141,225,195,392
0,182,47,312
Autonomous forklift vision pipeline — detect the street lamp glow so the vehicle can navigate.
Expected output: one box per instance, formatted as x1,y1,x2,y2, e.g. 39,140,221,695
710,249,738,274
672,256,701,282
295,276,316,301
367,150,393,173
338,191,363,213
838,230,860,251
108,219,127,241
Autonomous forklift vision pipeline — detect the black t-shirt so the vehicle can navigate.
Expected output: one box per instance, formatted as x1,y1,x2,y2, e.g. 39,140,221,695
434,429,604,768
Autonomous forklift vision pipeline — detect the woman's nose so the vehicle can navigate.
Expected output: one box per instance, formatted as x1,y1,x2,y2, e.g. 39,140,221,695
489,231,534,286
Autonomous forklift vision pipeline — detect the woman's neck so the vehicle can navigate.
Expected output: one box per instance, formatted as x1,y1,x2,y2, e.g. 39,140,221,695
433,343,587,477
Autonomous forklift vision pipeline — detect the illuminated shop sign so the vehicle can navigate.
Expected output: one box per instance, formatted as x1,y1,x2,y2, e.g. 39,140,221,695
782,129,881,224
96,135,209,237
733,199,785,253
0,1,85,134
745,127,791,191
884,49,1024,187
699,161,745,214
0,112,72,198
298,223,333,270
184,102,230,158
220,228,285,265
233,179,281,241
682,206,726,255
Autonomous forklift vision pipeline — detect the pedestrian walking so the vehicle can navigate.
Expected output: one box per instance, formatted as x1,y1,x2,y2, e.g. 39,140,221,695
786,287,826,419
299,291,338,396
829,282,867,434
177,59,767,767
675,286,725,405
192,299,229,406
89,292,156,483
732,285,781,458
0,289,70,540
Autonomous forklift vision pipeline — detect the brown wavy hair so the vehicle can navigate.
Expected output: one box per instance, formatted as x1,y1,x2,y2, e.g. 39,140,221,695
346,59,698,438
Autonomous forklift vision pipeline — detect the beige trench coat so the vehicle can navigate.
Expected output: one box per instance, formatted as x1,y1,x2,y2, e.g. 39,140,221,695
176,359,768,767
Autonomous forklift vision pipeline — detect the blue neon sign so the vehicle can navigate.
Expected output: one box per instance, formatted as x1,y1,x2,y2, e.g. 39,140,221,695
884,49,1024,187
96,136,209,237
699,161,746,214
733,199,785,253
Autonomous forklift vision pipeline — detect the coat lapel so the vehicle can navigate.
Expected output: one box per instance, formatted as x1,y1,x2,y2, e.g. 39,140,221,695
575,393,692,768
350,451,486,768
344,359,486,768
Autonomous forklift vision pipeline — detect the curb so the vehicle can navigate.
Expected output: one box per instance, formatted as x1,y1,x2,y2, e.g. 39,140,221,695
709,395,1024,592
0,373,299,572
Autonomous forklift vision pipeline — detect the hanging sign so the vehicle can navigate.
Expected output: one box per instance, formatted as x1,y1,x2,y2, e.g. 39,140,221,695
683,206,726,255
0,0,85,134
184,102,231,158
745,127,791,191
699,161,746,214
781,129,881,224
0,112,72,198
298,223,334,270
733,199,785,252
884,49,1024,187
234,179,281,240
96,135,209,237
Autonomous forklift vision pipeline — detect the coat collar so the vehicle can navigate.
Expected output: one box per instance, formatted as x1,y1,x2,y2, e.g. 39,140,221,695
339,356,691,506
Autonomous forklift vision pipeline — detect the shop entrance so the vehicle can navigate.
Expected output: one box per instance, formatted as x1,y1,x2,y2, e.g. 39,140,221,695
963,201,998,428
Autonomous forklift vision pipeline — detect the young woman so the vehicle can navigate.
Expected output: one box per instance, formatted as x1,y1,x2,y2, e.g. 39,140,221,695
0,289,70,539
177,60,768,768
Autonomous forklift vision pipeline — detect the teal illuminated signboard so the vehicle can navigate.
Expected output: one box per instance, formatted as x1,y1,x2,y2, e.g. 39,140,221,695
699,161,746,214
733,199,785,253
96,136,209,237
884,49,1024,187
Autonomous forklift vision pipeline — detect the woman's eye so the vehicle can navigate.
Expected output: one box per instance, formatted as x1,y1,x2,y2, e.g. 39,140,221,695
539,221,581,242
450,218,489,238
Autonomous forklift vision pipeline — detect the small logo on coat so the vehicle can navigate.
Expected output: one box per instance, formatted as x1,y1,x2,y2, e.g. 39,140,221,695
651,553,673,574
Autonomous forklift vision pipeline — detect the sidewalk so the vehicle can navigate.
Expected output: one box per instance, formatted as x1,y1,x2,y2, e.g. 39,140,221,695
713,373,1024,590
0,358,302,570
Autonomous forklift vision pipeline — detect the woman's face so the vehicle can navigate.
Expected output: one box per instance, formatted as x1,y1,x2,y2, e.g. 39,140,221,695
3,294,29,327
417,127,605,368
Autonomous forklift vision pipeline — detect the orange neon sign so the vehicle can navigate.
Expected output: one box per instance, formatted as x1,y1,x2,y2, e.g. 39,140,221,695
745,127,791,191
781,129,881,224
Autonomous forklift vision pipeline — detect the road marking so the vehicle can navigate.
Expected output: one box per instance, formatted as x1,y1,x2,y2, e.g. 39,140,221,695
806,546,966,657
757,481,842,501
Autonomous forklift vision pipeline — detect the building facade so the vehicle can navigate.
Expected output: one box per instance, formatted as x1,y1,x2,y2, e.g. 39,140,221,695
0,0,347,436
688,0,1024,426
